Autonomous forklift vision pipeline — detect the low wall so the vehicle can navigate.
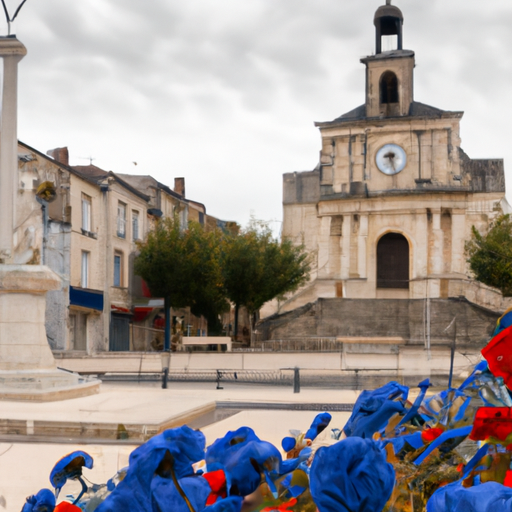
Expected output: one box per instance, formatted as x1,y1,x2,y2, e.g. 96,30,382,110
54,345,482,380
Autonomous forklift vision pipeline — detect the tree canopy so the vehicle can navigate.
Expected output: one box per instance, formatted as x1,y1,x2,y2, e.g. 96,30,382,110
465,213,512,296
134,216,227,323
221,221,311,316
134,217,311,339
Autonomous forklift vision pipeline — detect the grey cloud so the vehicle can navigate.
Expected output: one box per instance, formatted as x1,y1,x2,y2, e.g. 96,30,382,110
9,0,512,225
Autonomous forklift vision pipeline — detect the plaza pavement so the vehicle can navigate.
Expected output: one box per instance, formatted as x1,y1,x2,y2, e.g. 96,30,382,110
0,380,359,510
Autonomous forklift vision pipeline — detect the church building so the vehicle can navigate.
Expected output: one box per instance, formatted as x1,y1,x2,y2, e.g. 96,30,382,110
279,1,507,317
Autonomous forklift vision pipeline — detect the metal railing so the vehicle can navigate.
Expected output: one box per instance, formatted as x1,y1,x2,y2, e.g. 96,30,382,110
100,367,447,390
238,337,340,352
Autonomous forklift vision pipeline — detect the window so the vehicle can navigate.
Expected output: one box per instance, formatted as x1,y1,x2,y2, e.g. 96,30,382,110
132,210,140,241
81,251,89,288
380,71,399,104
117,202,126,238
114,251,123,287
81,194,91,232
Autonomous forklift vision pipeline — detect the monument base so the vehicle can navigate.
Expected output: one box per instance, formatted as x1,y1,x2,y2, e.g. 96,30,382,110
0,264,100,401
0,369,100,401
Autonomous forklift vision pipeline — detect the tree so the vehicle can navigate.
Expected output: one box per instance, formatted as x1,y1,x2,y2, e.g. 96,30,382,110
465,213,512,296
222,221,311,338
134,216,227,349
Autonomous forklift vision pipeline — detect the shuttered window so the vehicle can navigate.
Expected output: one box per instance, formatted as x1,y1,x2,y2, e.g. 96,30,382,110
81,194,91,232
114,252,122,287
132,210,140,241
117,202,126,238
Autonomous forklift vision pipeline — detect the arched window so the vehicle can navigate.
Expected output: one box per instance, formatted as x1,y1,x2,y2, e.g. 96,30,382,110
377,233,409,289
380,71,399,104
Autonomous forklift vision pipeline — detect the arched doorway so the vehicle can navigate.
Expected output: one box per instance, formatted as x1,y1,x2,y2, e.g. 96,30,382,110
380,71,399,105
377,233,409,289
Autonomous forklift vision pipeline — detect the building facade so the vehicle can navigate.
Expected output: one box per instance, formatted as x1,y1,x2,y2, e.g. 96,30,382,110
278,2,507,317
14,141,225,354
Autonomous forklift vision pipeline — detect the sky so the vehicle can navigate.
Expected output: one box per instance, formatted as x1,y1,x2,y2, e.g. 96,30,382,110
3,0,512,234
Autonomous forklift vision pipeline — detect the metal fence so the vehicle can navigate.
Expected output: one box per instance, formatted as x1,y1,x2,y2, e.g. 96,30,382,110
101,368,449,390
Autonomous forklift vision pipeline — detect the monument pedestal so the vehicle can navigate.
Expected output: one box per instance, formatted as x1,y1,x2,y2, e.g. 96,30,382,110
0,265,100,401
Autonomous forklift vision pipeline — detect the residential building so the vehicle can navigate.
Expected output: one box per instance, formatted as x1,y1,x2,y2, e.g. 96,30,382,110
13,141,227,354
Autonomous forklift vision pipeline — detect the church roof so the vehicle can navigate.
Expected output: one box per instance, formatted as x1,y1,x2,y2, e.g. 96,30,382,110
324,101,462,125
374,4,404,24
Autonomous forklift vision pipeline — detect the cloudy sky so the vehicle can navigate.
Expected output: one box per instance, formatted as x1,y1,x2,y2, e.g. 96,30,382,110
4,0,512,232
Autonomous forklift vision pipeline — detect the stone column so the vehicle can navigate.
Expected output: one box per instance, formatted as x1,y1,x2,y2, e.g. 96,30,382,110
451,209,466,274
0,37,99,400
357,214,368,278
430,210,444,275
340,214,351,279
0,37,26,262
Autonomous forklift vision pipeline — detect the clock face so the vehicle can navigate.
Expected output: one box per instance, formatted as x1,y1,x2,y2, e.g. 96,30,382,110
376,144,407,175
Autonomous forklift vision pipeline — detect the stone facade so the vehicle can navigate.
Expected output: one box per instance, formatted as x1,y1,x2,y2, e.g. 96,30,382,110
274,2,508,320
14,142,228,354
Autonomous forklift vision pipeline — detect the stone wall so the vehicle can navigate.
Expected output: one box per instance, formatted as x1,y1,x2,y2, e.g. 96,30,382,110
258,298,499,347
45,220,71,350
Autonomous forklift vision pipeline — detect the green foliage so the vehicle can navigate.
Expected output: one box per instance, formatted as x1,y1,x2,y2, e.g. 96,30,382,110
134,216,311,335
134,216,227,317
221,220,311,314
465,214,512,296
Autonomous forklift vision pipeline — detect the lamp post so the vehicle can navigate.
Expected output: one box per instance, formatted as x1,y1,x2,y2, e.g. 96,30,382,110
160,349,171,389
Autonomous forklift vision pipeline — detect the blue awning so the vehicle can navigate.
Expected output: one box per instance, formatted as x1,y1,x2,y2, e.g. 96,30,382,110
69,286,104,311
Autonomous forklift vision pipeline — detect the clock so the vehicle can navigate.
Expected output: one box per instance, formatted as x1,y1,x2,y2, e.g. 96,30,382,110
376,144,407,175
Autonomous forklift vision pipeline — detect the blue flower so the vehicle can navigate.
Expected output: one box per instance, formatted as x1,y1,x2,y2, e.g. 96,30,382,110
49,451,93,503
305,412,332,441
343,381,408,438
21,488,55,512
427,481,512,512
202,496,243,512
310,438,395,512
96,426,205,512
206,427,307,498
151,475,211,512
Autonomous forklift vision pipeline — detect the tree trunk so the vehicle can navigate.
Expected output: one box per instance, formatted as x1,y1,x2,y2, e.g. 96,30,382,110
164,295,171,351
234,302,239,339
250,311,255,347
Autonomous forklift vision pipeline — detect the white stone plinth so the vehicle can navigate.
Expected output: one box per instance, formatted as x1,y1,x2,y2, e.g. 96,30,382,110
0,264,60,371
0,264,100,401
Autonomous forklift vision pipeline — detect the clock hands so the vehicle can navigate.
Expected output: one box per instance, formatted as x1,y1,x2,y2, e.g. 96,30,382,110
384,151,396,171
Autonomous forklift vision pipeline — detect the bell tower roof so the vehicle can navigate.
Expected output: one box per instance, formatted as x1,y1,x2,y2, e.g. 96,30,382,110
374,0,404,54
374,3,404,25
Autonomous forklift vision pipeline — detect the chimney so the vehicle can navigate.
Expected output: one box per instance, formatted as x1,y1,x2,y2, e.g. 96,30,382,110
174,177,185,198
46,147,69,166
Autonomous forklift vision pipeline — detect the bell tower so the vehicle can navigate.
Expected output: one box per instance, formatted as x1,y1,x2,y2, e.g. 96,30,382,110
361,1,414,118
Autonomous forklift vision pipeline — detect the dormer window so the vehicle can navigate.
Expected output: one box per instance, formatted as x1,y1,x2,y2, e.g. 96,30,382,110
380,71,399,104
